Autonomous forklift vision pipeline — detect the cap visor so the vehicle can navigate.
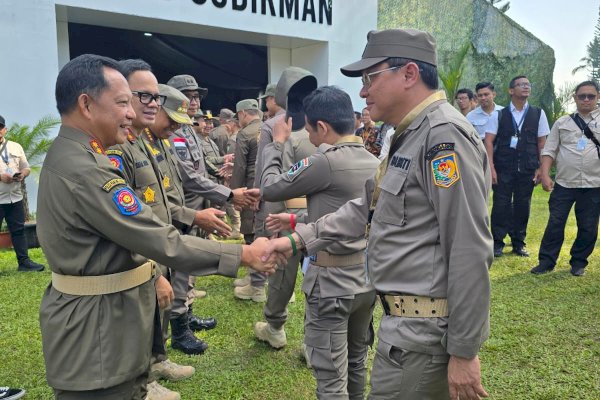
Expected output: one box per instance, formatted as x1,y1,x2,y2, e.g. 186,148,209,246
340,57,389,77
165,109,193,125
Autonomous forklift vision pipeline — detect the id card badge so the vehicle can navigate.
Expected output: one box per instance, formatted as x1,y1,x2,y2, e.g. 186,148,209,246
577,137,587,151
301,256,310,275
510,136,519,149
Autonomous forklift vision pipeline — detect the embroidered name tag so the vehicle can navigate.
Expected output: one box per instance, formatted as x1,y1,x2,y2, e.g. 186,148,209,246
425,143,455,161
389,155,411,170
102,178,126,192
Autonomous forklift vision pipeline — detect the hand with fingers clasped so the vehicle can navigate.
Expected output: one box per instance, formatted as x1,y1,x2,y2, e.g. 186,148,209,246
265,213,292,234
241,237,288,275
193,208,232,237
231,187,261,209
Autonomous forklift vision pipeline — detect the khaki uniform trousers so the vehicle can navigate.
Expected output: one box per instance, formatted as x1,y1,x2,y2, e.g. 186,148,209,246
305,282,376,400
54,371,148,400
368,338,450,400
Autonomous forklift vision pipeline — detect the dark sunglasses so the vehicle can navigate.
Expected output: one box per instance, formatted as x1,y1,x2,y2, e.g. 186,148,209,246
576,94,597,101
192,122,199,126
131,91,167,106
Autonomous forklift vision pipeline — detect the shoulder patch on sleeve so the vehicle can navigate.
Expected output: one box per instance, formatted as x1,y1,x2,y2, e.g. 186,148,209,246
102,178,127,192
108,155,124,171
431,153,460,188
425,142,455,161
106,149,123,156
113,187,141,216
287,157,311,177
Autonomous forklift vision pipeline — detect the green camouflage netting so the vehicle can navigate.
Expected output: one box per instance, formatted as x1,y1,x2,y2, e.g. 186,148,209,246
377,0,555,108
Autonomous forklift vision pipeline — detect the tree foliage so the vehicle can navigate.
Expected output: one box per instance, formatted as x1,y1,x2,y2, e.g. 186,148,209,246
572,6,600,81
540,82,577,127
6,115,59,219
486,0,510,13
438,41,473,102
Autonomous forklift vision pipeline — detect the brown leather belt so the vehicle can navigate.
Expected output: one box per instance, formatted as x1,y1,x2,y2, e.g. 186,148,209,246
285,197,307,209
310,251,365,267
380,294,448,318
52,261,156,296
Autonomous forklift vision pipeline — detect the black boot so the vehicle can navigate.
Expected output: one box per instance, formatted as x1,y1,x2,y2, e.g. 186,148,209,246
187,305,217,332
170,314,208,355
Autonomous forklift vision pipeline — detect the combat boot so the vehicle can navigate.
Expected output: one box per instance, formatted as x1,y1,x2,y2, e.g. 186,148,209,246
170,314,208,355
150,359,195,382
187,305,217,331
145,381,180,400
234,283,266,302
233,274,251,287
254,321,287,349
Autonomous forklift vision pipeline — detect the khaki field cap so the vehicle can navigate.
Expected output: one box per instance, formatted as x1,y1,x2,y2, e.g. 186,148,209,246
167,74,209,97
236,99,259,112
219,108,235,121
258,83,276,99
159,84,193,125
340,28,437,77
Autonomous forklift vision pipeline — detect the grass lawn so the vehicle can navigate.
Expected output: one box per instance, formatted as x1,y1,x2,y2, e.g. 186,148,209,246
0,186,598,399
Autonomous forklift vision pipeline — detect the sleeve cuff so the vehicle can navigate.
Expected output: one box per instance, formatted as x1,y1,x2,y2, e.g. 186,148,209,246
216,243,242,278
181,207,196,226
295,223,319,255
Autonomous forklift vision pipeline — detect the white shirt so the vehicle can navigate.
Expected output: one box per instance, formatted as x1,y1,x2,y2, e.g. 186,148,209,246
378,126,396,161
0,140,29,204
466,104,504,139
484,102,550,138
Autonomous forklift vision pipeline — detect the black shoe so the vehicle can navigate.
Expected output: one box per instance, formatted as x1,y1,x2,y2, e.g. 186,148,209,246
0,387,25,400
570,266,585,276
17,260,45,272
189,315,217,331
530,265,554,275
170,314,208,355
187,305,216,331
493,248,503,258
512,248,530,257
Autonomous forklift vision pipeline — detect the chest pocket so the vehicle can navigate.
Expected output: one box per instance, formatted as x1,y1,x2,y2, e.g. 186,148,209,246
375,169,409,226
133,164,161,205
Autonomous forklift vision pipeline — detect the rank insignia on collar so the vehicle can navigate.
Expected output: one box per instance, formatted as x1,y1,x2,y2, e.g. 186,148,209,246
163,139,171,148
143,186,156,203
89,139,105,155
146,143,160,156
127,132,136,143
113,187,141,216
144,128,155,143
163,175,171,188
108,154,124,171
431,153,460,188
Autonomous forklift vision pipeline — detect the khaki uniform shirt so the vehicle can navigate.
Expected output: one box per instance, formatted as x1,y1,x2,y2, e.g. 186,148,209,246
231,118,260,234
0,140,29,204
541,110,600,188
109,133,170,224
211,125,230,156
254,111,286,236
169,125,231,211
38,126,241,391
142,129,196,229
200,134,225,182
295,97,492,359
262,137,378,298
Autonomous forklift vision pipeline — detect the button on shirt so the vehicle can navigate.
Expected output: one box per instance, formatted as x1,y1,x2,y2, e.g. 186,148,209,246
484,102,550,137
542,110,600,188
466,104,504,139
0,140,29,204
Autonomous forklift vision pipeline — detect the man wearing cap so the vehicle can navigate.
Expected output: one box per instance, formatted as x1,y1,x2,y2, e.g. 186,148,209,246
251,67,317,348
0,115,44,272
259,83,281,119
212,108,236,156
230,99,261,297
144,84,234,357
38,54,279,400
264,29,492,400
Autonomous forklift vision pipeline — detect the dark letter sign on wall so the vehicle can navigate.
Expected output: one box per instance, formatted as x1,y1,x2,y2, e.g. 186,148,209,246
191,0,332,25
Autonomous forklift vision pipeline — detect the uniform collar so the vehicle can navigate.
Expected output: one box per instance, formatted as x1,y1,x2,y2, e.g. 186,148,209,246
59,125,106,154
404,90,447,132
510,101,529,112
334,135,363,146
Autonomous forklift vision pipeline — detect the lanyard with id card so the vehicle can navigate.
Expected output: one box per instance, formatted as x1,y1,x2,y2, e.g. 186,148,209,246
510,105,529,149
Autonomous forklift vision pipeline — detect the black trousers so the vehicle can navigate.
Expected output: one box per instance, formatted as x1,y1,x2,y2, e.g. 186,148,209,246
538,184,600,270
491,171,535,250
0,200,29,264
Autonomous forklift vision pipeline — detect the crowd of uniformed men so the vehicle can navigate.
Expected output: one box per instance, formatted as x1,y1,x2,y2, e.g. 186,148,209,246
15,24,596,400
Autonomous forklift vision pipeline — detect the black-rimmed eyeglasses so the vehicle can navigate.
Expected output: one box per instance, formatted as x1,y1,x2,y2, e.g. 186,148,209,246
132,91,167,106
